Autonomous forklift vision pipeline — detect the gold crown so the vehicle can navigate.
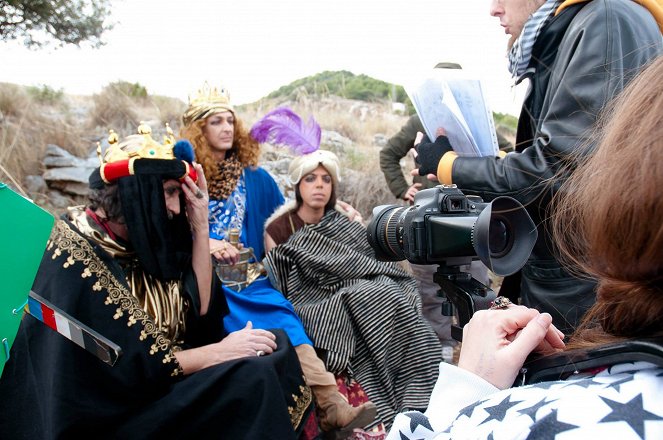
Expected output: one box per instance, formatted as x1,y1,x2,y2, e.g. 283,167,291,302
182,82,234,126
96,122,176,166
188,82,231,107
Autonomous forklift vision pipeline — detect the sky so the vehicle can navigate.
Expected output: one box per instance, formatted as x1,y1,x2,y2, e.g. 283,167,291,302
1,0,527,116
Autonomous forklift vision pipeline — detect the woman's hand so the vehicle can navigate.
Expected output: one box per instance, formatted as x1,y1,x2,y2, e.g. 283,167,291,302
213,321,277,362
458,305,565,390
337,200,363,223
174,322,278,374
210,238,241,265
181,162,209,233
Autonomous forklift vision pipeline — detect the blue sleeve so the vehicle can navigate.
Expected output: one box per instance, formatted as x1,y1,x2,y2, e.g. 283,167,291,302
243,167,285,259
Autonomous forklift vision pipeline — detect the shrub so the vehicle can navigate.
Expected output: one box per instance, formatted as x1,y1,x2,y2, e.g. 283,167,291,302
26,84,65,105
267,70,411,105
493,112,518,133
107,81,148,100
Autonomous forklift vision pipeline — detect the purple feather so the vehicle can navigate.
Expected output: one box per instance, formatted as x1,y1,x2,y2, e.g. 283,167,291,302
250,107,321,155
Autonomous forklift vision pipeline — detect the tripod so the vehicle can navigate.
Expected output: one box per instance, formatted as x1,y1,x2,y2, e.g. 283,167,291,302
434,262,496,342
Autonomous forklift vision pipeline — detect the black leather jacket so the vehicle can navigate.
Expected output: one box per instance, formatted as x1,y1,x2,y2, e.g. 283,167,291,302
450,0,662,333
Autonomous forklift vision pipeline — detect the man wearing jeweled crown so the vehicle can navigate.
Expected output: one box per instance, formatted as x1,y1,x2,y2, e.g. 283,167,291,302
0,123,313,438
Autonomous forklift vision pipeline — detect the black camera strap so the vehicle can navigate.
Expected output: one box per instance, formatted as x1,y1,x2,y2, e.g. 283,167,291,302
515,337,663,386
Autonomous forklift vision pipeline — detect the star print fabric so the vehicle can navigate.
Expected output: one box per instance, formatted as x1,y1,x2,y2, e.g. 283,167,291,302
387,361,663,439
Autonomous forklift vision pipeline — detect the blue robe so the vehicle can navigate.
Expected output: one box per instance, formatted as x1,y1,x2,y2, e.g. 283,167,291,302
210,167,312,346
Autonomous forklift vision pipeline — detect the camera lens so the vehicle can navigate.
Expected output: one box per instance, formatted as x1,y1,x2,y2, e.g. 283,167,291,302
488,218,511,257
366,205,408,261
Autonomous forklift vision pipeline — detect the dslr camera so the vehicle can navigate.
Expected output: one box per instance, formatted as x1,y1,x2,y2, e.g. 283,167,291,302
367,185,537,340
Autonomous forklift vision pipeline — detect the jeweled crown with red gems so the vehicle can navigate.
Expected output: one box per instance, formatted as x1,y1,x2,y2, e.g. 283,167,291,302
96,122,197,184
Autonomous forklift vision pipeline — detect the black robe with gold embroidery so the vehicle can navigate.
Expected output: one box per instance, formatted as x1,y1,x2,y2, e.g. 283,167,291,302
0,218,312,439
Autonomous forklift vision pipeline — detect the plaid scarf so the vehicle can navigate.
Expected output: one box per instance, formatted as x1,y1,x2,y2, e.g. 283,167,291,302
508,0,562,77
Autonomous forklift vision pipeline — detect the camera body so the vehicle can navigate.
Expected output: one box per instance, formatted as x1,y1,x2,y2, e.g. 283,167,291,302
367,185,537,342
367,185,536,277
368,185,483,265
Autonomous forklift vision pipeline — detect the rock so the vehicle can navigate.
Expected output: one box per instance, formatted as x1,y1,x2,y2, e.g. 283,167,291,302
262,149,293,164
42,143,97,196
349,103,376,121
43,165,95,196
321,130,352,155
47,190,73,209
23,175,48,195
48,180,90,196
268,158,291,175
373,134,388,148
43,165,94,184
43,144,98,168
391,102,407,114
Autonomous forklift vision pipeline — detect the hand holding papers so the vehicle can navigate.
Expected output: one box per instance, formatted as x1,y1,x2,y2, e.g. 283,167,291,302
406,69,499,157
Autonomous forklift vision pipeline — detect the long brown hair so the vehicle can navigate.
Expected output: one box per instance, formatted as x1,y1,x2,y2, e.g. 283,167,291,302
552,56,663,348
179,115,260,180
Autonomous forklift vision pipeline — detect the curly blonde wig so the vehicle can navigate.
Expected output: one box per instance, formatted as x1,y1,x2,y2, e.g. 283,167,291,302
180,115,260,180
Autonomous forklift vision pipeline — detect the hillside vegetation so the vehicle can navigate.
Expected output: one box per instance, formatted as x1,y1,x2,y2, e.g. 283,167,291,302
268,70,411,108
0,72,516,216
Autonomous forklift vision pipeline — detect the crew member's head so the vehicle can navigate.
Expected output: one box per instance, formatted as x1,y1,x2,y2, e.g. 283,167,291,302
490,0,546,46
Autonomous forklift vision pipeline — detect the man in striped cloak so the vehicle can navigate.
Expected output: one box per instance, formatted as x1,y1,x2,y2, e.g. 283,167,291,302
264,149,444,430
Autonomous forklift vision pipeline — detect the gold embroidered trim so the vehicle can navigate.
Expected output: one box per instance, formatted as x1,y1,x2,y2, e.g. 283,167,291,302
49,220,183,375
288,382,313,430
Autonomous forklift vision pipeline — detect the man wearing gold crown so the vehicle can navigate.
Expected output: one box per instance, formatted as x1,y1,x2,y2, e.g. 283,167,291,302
0,124,313,439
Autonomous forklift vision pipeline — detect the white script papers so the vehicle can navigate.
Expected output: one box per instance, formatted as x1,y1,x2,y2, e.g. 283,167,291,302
406,70,499,157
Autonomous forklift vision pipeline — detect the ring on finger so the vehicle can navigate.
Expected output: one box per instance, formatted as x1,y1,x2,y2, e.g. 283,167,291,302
256,350,265,357
195,189,205,199
489,296,513,310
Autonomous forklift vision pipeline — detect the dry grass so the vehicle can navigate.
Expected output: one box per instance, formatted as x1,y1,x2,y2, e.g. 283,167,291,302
0,82,31,118
90,86,141,130
0,82,189,198
338,154,408,219
241,95,407,146
0,90,90,195
2,81,406,218
150,95,187,128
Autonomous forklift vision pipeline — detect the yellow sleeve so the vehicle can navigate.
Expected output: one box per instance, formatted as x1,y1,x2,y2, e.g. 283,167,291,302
436,150,507,184
436,151,458,185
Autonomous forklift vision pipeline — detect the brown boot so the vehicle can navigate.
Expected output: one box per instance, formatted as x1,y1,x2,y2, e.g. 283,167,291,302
312,384,377,436
295,345,377,437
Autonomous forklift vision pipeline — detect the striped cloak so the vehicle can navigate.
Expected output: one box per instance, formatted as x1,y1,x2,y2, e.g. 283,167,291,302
264,209,443,429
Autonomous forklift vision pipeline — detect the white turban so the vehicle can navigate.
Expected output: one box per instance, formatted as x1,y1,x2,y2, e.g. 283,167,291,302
288,150,341,187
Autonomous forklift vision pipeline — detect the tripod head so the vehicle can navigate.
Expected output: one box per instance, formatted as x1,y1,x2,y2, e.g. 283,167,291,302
435,262,496,342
